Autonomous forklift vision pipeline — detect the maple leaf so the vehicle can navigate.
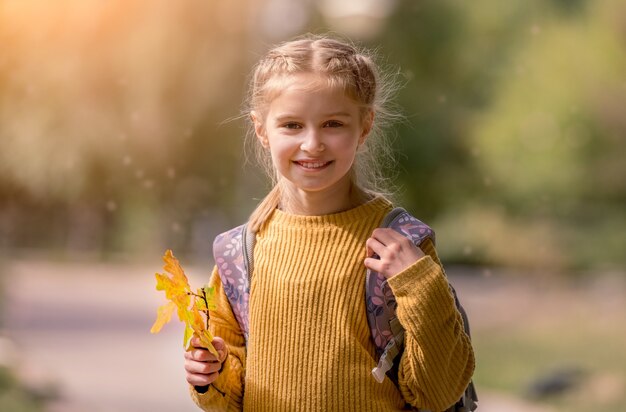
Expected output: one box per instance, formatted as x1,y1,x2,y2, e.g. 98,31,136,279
151,249,218,357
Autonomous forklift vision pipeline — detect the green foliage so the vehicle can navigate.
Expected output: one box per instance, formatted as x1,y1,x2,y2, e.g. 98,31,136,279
464,0,626,270
1,0,624,270
473,17,625,207
0,367,44,412
373,0,626,270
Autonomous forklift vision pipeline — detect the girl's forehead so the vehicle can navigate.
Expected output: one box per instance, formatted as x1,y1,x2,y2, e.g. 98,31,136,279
268,81,361,116
265,72,352,102
282,72,333,91
255,72,368,120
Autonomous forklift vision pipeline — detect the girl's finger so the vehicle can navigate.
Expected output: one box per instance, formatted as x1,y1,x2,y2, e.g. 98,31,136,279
184,347,220,363
185,358,223,375
193,348,216,362
370,228,406,246
365,236,386,258
211,337,229,362
190,336,205,349
186,371,217,387
371,228,420,260
212,337,226,351
363,256,384,273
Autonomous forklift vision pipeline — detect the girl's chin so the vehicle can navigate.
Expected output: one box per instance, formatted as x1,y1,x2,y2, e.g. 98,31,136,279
284,179,352,196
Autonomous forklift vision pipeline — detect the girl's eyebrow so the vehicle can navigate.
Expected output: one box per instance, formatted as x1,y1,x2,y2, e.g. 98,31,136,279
325,111,353,118
273,114,299,122
274,112,353,122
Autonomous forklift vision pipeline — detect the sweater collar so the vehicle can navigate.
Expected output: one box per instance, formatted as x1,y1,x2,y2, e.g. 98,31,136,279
269,196,392,228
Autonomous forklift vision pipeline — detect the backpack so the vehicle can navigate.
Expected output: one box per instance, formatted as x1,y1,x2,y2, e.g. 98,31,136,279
213,207,478,412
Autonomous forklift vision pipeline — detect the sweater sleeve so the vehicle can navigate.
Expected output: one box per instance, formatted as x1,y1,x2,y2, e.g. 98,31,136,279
386,239,475,411
189,266,246,411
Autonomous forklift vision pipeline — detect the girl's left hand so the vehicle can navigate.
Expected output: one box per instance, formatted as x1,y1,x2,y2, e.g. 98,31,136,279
365,228,426,279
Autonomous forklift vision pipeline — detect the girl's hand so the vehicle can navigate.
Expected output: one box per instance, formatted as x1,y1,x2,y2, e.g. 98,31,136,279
365,228,426,279
184,336,229,388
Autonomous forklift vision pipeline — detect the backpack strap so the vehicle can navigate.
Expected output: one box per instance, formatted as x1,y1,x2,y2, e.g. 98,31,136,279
367,207,478,411
213,224,254,344
367,207,435,382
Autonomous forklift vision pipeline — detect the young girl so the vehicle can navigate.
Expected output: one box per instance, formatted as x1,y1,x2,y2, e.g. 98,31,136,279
183,35,475,411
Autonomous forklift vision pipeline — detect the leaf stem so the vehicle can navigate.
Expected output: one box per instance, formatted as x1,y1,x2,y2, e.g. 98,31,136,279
201,287,210,329
188,291,204,299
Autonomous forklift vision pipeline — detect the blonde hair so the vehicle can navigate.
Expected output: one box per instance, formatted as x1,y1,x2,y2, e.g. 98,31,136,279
246,34,400,232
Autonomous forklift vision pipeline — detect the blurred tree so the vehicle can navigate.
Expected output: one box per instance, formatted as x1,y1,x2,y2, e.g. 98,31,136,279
374,1,545,217
0,0,624,271
367,0,625,270
459,0,626,270
0,0,253,257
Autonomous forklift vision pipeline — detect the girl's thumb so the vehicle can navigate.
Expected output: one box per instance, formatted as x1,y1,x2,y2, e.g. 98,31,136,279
212,337,228,360
212,336,226,350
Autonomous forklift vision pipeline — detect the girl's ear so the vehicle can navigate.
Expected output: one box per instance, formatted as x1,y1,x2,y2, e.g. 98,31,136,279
359,110,375,145
251,111,269,148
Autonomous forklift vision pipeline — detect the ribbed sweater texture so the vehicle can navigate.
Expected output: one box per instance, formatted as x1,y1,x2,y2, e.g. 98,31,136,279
191,197,475,411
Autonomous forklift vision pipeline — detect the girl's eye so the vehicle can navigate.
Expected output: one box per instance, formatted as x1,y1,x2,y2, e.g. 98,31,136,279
324,120,343,128
283,122,302,130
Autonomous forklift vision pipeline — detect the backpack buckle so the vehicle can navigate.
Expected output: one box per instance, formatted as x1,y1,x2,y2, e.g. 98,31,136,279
372,330,403,383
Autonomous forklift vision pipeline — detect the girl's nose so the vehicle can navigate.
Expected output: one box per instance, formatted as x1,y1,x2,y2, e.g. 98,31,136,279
300,131,325,153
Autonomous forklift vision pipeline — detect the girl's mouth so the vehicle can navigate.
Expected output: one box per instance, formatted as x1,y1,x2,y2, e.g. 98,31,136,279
293,160,332,170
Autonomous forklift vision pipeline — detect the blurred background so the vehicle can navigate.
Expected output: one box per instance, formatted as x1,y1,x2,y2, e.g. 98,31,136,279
0,0,624,411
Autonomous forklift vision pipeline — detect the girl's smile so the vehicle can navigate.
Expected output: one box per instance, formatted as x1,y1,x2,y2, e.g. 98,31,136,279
292,159,333,171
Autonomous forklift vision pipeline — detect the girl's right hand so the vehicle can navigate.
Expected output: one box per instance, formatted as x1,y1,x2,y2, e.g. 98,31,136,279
184,336,229,388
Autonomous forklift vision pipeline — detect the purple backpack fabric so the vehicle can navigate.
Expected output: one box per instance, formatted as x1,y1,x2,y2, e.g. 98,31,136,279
212,224,253,342
212,207,477,411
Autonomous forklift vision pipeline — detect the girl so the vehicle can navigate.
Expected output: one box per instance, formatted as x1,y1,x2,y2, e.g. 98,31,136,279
183,35,475,411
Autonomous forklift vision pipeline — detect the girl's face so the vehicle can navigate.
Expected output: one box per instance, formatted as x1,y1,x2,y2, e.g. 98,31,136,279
253,73,372,201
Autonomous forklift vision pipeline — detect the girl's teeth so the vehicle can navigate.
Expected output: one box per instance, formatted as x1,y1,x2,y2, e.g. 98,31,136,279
301,162,325,168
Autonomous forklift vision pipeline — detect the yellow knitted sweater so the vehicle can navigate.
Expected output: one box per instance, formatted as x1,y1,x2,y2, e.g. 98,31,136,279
190,197,474,411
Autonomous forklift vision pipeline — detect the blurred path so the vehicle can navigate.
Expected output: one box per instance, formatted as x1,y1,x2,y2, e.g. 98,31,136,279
2,258,204,412
1,258,558,412
475,392,556,412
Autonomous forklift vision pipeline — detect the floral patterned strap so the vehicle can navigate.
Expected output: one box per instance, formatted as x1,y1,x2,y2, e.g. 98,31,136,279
213,224,250,343
365,208,435,356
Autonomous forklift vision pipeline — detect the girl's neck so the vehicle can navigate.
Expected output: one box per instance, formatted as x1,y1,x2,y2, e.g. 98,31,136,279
278,180,371,216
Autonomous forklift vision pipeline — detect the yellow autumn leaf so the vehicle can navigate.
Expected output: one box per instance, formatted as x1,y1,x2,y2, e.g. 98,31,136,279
204,285,217,311
151,249,217,356
184,310,218,356
150,301,176,334
155,250,191,320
